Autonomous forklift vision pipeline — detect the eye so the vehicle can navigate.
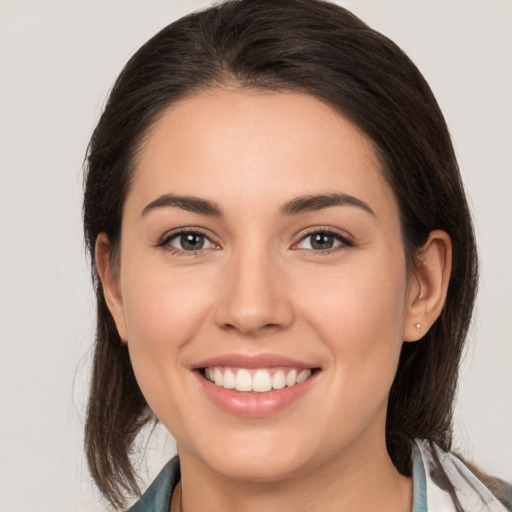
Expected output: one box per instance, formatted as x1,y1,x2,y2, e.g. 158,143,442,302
161,230,217,252
295,230,353,251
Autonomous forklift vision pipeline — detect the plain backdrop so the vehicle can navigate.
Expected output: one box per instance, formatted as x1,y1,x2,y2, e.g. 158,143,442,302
0,1,511,510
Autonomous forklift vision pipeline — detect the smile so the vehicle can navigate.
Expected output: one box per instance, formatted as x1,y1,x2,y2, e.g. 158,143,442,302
192,353,321,416
203,367,313,392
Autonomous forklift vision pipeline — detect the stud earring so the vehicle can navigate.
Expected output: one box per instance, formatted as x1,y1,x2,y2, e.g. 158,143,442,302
415,323,421,332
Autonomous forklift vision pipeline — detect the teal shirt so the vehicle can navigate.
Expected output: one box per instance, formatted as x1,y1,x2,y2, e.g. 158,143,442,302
128,457,180,512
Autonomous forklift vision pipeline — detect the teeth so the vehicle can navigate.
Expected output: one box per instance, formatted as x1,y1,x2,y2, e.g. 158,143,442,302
204,367,312,392
286,369,297,387
296,369,310,383
214,368,223,386
222,369,235,389
235,369,252,391
253,369,272,392
272,370,286,390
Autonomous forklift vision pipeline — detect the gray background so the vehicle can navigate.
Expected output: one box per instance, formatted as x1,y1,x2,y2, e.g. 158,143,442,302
1,1,510,510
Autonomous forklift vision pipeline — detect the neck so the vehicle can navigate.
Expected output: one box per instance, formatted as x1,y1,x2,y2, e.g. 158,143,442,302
175,430,412,512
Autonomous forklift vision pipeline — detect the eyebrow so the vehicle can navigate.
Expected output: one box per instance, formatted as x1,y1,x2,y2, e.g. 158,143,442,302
280,193,375,217
141,194,223,217
141,192,375,218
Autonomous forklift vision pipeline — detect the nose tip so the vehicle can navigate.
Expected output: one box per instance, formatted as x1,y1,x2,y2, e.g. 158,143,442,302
214,261,293,337
221,307,286,336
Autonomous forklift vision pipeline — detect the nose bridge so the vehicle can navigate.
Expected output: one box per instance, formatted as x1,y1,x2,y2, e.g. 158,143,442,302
214,239,292,335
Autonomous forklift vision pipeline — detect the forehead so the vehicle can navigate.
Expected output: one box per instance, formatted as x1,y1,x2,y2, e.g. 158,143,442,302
128,89,397,221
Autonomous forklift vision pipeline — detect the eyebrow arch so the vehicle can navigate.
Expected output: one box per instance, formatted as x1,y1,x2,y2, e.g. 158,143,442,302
141,194,223,217
281,193,375,217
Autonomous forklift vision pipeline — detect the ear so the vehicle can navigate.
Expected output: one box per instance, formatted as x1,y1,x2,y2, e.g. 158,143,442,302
403,230,452,342
95,233,128,342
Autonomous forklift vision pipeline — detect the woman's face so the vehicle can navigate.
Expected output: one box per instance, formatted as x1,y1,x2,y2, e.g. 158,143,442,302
103,89,420,481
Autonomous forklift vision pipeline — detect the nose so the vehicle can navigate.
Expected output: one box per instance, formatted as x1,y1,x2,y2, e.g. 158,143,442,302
213,247,294,337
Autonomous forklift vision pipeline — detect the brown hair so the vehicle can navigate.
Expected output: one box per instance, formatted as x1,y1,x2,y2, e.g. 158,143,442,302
83,0,479,508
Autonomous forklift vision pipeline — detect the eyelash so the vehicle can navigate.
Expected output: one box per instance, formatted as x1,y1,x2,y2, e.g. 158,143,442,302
157,227,218,255
156,227,355,256
294,228,355,255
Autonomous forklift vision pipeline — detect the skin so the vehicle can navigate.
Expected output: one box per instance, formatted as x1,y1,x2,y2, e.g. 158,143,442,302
96,89,452,512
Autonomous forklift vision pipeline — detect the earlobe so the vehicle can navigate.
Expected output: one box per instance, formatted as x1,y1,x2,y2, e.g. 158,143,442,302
403,230,452,342
95,233,128,342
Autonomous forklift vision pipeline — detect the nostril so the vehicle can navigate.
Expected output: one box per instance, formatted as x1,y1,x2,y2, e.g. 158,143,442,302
221,321,284,335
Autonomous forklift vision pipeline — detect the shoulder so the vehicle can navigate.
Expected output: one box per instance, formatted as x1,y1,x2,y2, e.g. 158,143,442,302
413,439,512,512
127,456,180,512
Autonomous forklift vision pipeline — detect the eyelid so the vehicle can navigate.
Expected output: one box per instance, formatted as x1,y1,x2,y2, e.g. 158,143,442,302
292,226,355,252
157,226,220,252
155,225,354,254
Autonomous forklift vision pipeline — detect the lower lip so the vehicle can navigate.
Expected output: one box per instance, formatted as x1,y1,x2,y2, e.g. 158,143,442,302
194,370,319,417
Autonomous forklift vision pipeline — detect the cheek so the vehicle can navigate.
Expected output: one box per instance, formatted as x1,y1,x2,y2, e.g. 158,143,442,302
298,252,408,386
295,256,408,444
301,253,406,328
119,262,214,400
121,256,213,340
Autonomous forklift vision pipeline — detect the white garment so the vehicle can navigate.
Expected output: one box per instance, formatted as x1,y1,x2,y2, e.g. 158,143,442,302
414,439,508,512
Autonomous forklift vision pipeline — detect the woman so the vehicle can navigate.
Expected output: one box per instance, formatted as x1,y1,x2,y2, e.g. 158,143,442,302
83,0,511,510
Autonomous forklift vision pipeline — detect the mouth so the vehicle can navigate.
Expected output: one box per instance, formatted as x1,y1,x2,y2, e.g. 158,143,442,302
191,354,321,417
200,366,316,392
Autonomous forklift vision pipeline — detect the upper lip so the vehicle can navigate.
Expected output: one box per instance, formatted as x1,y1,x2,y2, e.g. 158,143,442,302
191,353,317,370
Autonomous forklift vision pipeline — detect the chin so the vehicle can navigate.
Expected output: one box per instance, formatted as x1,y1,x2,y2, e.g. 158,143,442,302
187,431,316,483
209,453,309,483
